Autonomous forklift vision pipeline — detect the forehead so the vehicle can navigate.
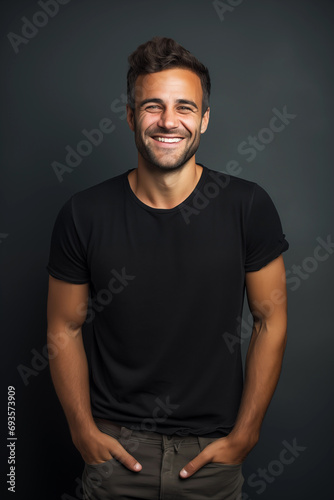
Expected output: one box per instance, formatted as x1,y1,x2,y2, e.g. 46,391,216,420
134,68,203,103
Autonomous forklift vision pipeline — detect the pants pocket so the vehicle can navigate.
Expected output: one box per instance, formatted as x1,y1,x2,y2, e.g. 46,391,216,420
197,435,244,468
179,440,244,500
83,419,121,469
204,461,243,468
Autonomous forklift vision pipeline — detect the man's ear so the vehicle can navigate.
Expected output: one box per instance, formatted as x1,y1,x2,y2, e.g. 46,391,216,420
126,104,135,131
200,107,210,134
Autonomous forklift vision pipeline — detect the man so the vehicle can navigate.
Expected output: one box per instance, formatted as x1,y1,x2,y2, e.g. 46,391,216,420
46,36,289,500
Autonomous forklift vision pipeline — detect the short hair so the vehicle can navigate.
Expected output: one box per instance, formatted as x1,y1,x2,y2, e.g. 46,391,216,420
127,36,211,116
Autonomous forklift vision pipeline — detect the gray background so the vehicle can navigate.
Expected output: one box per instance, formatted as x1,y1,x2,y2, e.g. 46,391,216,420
1,0,333,499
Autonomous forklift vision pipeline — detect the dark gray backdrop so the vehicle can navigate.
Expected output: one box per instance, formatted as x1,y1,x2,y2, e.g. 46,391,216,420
1,1,333,499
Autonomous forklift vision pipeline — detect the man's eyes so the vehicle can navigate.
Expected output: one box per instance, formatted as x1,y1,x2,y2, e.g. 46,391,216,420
145,105,193,112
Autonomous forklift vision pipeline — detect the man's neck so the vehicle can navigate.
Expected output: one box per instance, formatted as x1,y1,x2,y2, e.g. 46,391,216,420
127,160,203,210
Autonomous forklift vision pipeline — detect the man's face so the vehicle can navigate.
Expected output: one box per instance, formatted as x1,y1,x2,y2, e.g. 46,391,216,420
126,68,210,171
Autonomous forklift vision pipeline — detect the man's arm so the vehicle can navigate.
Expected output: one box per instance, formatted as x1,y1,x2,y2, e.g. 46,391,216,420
180,254,288,477
46,275,142,471
227,253,288,449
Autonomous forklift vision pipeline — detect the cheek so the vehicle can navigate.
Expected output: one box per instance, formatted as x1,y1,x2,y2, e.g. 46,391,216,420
180,118,200,134
137,115,158,133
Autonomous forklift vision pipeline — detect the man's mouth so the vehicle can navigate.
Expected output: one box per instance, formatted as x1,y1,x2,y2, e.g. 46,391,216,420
152,136,184,144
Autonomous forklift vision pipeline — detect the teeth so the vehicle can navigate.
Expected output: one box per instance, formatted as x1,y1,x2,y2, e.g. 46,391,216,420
155,137,183,143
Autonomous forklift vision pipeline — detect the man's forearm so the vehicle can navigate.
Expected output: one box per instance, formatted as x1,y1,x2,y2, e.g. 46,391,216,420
228,317,287,449
47,327,95,440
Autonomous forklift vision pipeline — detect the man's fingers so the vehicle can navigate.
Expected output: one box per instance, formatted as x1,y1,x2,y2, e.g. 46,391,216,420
179,452,209,478
84,432,142,472
108,438,142,472
179,438,246,478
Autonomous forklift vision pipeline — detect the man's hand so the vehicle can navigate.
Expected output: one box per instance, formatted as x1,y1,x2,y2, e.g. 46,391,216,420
179,434,256,478
46,277,142,473
72,425,142,472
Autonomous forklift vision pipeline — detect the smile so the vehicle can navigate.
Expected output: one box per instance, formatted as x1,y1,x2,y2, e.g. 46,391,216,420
152,137,184,143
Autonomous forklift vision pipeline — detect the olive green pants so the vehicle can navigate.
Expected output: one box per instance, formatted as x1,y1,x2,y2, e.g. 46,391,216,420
82,418,244,500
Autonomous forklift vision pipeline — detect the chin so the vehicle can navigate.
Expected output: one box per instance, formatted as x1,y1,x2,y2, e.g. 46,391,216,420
151,161,187,172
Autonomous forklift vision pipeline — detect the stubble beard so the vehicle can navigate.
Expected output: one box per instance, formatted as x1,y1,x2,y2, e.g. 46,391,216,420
133,116,202,173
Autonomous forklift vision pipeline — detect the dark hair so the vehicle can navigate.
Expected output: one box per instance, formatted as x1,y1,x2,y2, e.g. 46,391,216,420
127,36,211,116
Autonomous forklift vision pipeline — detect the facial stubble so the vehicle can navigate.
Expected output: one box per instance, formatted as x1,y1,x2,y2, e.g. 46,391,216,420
132,113,203,172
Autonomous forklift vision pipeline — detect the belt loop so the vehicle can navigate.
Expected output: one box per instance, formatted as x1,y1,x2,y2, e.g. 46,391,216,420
197,436,205,452
174,439,184,453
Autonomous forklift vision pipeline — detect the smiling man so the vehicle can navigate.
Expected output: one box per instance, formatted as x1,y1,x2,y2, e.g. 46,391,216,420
46,37,289,500
127,64,210,210
130,68,208,169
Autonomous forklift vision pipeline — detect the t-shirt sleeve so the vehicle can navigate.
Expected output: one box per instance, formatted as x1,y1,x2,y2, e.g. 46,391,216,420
46,196,90,284
244,183,289,272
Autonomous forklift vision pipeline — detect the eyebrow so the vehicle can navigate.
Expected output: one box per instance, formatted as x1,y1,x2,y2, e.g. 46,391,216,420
139,98,199,110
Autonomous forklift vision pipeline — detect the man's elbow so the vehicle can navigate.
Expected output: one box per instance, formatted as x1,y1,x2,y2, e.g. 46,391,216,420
261,314,288,352
46,320,83,352
250,308,287,348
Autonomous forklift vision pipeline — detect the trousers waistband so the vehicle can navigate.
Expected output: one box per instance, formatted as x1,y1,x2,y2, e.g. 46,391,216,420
93,418,228,441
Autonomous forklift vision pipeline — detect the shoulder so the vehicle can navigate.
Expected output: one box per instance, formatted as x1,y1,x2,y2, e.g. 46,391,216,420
204,166,258,201
67,170,126,218
72,171,125,203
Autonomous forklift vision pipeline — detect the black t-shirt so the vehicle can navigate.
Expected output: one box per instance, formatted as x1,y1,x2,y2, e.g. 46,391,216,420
46,164,289,437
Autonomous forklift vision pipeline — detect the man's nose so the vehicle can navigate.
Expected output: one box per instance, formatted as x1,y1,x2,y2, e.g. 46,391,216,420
157,108,179,129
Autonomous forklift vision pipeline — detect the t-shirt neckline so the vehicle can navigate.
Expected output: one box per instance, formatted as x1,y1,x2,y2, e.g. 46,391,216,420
123,163,209,214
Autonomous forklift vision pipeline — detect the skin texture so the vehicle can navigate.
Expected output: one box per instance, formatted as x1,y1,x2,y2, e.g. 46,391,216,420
47,67,288,479
126,68,210,209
